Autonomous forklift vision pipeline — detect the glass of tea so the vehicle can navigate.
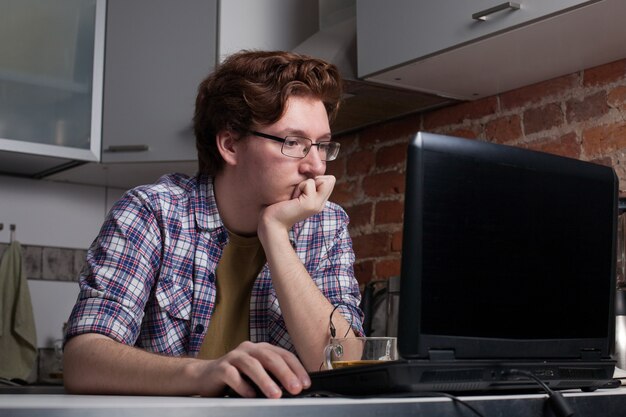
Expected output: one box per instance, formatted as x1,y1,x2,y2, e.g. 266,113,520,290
323,336,398,370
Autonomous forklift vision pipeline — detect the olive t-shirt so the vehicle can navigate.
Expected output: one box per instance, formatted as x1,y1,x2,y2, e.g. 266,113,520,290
198,231,266,359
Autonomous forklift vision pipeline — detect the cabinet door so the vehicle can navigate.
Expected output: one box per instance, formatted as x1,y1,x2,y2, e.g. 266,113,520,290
102,0,217,163
357,0,595,77
0,0,104,164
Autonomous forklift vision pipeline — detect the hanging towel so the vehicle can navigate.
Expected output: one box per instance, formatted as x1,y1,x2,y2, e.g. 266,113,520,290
0,241,37,380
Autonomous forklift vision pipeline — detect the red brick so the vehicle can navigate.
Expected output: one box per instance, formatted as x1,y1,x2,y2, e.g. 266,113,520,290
523,103,564,135
485,114,522,144
391,231,403,252
523,132,581,159
359,113,421,148
446,128,480,139
423,97,498,130
330,180,358,206
354,260,374,286
583,59,626,87
346,203,373,229
376,142,408,169
362,171,405,197
375,258,402,279
352,232,391,259
346,149,375,176
500,74,578,110
335,135,359,167
374,200,404,225
335,132,359,152
608,85,626,111
589,156,613,168
325,155,346,179
566,91,609,124
582,123,626,158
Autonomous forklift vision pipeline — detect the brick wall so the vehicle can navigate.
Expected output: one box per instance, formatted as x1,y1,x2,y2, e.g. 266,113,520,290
330,58,626,287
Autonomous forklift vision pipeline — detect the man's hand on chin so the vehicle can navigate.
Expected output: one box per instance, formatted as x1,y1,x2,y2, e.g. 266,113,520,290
259,175,336,236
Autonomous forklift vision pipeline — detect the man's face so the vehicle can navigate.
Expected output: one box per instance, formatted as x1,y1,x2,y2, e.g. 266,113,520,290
234,95,331,208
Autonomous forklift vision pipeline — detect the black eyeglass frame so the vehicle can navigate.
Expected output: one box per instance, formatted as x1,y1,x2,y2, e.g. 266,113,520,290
249,131,340,161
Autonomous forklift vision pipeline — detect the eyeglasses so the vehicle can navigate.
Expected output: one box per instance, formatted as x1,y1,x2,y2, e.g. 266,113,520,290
249,131,341,161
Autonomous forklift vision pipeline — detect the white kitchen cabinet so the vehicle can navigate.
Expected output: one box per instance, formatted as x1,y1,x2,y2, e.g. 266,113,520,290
0,0,105,176
357,0,593,77
357,0,626,100
101,0,217,164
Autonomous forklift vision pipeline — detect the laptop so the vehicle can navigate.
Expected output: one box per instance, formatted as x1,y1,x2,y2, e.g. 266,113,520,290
306,131,618,396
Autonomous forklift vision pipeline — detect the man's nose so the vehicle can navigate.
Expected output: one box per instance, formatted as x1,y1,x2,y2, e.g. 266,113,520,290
299,146,326,177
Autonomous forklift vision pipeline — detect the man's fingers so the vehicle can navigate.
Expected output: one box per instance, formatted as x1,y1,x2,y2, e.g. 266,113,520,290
249,344,309,395
215,361,257,398
264,175,338,233
292,178,314,199
235,357,284,398
314,175,336,200
314,174,335,187
224,342,308,398
275,347,311,390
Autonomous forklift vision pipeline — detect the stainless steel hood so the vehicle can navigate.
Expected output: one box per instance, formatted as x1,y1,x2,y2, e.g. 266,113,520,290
293,10,456,135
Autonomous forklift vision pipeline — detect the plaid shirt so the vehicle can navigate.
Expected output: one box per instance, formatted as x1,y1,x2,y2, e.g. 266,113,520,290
65,173,363,357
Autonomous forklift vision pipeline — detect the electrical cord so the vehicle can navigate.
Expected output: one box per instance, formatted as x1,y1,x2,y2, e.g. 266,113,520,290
505,369,574,417
410,392,486,417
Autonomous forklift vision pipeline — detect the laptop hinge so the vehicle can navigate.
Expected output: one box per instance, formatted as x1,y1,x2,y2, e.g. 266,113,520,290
428,349,456,361
579,348,602,360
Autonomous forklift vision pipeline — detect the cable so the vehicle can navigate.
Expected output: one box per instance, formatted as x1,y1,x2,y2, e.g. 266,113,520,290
417,392,486,417
505,369,574,417
329,304,339,338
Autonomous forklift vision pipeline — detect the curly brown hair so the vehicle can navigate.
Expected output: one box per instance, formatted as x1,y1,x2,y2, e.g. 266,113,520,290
193,50,343,175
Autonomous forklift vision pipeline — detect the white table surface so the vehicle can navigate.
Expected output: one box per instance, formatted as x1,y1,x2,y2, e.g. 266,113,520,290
2,387,626,417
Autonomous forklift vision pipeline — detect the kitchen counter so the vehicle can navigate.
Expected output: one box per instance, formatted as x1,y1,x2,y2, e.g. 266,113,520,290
1,387,626,417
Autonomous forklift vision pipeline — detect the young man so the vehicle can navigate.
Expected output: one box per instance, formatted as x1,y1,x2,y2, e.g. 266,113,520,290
63,50,364,398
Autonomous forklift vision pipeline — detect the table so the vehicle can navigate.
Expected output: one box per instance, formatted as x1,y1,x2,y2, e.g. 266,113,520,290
1,387,626,417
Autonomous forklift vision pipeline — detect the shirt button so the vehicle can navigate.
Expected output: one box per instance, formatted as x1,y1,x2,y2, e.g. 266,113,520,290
194,324,204,334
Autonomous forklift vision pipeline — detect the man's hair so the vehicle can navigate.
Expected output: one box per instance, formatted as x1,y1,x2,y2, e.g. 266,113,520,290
193,50,343,175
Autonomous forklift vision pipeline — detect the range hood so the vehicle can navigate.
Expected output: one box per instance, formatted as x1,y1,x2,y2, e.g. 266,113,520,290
293,13,457,135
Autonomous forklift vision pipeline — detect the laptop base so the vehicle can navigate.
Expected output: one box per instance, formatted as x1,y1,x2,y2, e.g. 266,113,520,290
305,359,618,397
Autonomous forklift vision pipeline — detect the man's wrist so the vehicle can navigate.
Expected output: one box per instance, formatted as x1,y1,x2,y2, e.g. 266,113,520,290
258,214,290,246
181,357,212,396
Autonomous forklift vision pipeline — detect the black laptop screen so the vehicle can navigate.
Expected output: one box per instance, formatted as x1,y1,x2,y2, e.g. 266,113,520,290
398,132,617,359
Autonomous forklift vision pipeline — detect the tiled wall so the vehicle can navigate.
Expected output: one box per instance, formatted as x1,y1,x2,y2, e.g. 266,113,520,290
0,243,85,282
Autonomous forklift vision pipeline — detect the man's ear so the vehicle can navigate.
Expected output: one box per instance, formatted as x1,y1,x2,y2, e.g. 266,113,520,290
215,130,239,166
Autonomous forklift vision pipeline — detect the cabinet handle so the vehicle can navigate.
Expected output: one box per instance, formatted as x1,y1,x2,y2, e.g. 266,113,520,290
472,2,520,21
105,144,150,152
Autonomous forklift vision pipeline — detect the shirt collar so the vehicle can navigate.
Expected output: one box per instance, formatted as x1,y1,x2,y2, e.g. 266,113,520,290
192,175,227,239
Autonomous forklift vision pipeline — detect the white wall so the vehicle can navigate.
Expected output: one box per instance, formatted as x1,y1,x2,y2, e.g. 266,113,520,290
0,175,108,248
106,186,126,214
